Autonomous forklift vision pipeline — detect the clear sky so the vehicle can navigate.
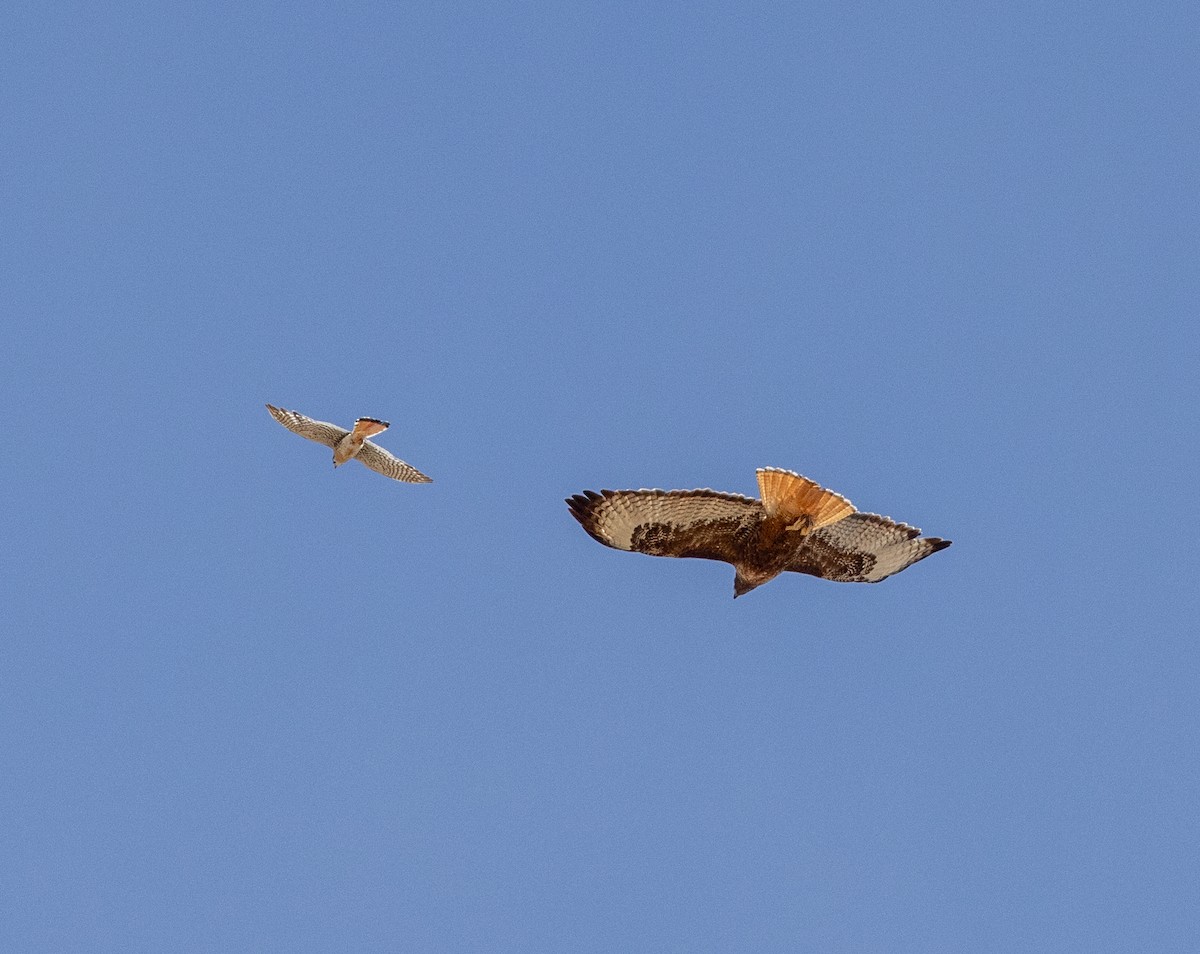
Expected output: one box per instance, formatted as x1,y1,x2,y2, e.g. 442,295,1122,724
3,1,1198,951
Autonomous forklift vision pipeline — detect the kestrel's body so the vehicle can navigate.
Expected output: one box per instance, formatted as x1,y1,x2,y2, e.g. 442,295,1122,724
331,417,388,467
266,405,432,483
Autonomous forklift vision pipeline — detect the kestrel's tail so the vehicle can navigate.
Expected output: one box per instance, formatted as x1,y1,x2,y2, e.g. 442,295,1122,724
350,417,389,440
756,467,855,532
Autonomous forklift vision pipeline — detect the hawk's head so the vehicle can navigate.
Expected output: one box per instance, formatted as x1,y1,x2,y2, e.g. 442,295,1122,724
733,568,778,599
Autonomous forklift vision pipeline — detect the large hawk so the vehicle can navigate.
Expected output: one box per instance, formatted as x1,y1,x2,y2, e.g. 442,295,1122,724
567,468,950,597
266,405,432,483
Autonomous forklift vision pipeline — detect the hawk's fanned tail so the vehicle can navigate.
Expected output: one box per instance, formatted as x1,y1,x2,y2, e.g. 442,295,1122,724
756,467,855,531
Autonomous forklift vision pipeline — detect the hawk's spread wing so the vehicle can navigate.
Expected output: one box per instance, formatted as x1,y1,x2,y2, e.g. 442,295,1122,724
355,441,433,483
266,405,348,448
786,512,951,583
566,489,761,565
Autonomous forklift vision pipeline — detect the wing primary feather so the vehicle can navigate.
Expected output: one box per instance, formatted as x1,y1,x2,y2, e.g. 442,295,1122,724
265,404,348,448
355,441,432,483
787,513,951,583
566,487,759,563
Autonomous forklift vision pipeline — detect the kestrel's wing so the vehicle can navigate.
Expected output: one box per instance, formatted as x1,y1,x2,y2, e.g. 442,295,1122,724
785,511,951,583
566,489,761,565
355,441,433,483
266,405,349,448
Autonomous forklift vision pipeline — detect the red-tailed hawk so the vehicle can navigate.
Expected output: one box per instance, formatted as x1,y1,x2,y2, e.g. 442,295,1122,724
567,468,950,597
266,405,432,483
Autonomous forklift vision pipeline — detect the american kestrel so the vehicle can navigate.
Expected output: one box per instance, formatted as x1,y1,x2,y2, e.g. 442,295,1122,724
266,405,432,483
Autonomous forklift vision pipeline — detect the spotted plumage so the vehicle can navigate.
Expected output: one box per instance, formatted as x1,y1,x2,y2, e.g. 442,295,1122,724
567,467,950,597
265,404,432,483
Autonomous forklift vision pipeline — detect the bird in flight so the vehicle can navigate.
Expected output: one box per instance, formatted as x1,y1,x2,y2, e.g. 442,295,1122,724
567,467,949,597
265,405,432,483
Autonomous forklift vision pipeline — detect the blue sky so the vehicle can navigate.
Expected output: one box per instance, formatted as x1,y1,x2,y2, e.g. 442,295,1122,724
3,1,1198,950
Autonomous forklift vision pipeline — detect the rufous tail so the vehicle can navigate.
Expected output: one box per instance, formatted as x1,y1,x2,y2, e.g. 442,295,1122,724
756,467,855,532
350,417,390,439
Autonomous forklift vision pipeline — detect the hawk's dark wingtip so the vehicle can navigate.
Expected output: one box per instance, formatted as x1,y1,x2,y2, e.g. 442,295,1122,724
565,493,587,519
566,490,604,511
565,493,593,518
929,538,952,552
566,491,615,548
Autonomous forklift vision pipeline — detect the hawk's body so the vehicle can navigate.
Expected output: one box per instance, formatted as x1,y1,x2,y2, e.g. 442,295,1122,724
567,468,949,597
266,405,432,483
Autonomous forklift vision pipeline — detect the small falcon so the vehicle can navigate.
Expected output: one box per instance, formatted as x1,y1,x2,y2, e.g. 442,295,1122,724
266,404,432,483
567,468,949,597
